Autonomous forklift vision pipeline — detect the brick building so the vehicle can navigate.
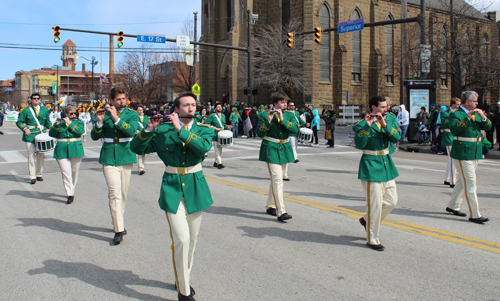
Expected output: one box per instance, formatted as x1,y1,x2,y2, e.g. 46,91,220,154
199,0,499,110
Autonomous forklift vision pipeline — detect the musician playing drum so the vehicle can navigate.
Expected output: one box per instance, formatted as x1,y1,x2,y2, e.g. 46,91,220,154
16,93,51,184
257,91,298,222
49,106,85,204
203,103,232,169
131,92,214,301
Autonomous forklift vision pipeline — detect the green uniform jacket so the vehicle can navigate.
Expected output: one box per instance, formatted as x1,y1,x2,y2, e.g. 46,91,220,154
441,109,454,146
16,106,51,142
130,122,214,214
429,109,439,125
204,113,229,142
257,111,299,164
353,113,400,182
449,107,492,160
90,108,139,166
49,120,85,159
138,115,149,130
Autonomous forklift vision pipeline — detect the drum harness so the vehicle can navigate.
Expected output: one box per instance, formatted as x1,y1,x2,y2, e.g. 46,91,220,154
28,107,44,133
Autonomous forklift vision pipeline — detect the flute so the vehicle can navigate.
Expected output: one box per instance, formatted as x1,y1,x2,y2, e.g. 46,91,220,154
56,117,78,121
96,105,127,113
150,115,195,119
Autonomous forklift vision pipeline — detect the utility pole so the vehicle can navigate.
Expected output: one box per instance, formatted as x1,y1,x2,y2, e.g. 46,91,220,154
401,0,407,106
247,9,253,107
450,0,454,96
193,11,198,86
420,0,428,78
109,35,114,74
56,65,59,103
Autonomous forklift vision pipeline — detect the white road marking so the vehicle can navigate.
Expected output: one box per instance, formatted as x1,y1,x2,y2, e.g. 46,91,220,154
83,149,100,158
0,151,27,163
10,170,41,197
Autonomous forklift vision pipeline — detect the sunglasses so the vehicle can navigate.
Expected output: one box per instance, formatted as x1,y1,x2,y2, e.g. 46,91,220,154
68,112,76,115
32,97,40,100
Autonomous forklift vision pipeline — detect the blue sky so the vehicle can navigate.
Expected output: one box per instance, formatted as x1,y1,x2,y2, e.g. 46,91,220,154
0,0,203,80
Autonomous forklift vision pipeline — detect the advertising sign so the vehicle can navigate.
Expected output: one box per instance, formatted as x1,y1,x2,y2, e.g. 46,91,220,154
38,75,60,87
409,89,429,118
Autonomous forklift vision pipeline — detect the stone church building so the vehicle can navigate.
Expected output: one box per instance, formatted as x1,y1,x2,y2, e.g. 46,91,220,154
199,0,499,111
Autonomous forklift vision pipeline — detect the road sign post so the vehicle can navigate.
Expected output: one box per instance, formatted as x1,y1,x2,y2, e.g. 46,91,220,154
192,84,201,96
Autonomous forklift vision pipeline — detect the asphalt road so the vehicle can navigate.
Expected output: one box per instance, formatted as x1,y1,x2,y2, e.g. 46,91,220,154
1,121,499,301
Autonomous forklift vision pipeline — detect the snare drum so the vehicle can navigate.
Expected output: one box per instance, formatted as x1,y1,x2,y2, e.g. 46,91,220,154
35,133,57,152
298,128,313,143
217,130,234,147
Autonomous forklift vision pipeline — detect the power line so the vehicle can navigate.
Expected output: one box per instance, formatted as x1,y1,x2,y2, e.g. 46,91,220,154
0,21,187,26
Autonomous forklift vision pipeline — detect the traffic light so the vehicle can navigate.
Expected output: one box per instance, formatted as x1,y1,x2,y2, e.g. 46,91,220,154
314,27,322,45
117,31,124,48
54,26,60,43
287,32,294,49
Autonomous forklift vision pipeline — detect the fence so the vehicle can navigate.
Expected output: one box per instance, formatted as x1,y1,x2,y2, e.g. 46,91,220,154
339,105,360,125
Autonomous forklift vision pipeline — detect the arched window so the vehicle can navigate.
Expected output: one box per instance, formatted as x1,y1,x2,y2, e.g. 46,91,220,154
282,0,290,26
384,14,394,84
351,9,362,82
319,4,331,81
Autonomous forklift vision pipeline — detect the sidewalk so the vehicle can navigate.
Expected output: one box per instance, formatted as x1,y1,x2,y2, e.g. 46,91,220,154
399,142,500,160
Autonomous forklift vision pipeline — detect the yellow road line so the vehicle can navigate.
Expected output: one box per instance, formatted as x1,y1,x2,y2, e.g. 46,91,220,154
205,175,500,255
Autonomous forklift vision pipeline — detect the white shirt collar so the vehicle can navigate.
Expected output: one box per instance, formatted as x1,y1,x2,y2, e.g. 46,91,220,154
460,105,469,114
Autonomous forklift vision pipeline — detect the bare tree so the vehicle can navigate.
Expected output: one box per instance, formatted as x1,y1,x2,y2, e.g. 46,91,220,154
236,19,310,93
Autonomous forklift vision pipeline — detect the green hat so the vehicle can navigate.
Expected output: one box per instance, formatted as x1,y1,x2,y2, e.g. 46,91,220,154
233,107,237,111
260,105,265,109
253,106,257,109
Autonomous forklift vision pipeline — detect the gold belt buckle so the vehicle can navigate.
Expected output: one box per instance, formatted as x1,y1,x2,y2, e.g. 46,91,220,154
113,137,119,143
178,167,186,176
377,150,383,156
280,139,285,144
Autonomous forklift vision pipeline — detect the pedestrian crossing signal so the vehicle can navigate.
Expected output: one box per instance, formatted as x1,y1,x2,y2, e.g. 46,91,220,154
117,31,124,48
314,27,322,45
287,32,294,49
54,26,60,43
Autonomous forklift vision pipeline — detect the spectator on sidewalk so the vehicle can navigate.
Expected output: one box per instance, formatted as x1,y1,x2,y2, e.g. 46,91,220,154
397,104,409,142
428,104,439,145
310,109,320,146
431,128,446,155
322,110,336,148
416,106,428,127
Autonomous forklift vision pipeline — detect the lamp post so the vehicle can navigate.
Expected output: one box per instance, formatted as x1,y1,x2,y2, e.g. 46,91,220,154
78,56,98,100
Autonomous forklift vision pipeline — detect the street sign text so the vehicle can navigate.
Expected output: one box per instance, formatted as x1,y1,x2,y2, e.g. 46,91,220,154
338,19,364,34
137,33,166,44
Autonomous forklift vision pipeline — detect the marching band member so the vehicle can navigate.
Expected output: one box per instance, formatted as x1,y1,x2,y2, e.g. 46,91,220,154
446,91,492,224
204,103,232,169
131,92,214,301
136,105,149,175
49,106,61,125
91,87,140,244
49,106,85,204
16,93,51,184
78,106,92,142
441,98,461,188
257,91,298,222
354,96,400,251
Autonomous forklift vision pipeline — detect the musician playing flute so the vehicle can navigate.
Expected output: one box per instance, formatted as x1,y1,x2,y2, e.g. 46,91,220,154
131,92,214,301
257,91,298,222
49,106,85,204
91,87,140,244
135,105,149,175
354,96,401,252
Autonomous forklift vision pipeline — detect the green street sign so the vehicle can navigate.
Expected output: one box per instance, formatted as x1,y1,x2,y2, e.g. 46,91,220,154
192,83,201,96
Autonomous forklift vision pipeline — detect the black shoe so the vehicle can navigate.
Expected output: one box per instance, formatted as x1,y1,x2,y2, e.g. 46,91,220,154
450,184,455,188
113,232,124,244
359,217,366,231
123,229,127,235
266,207,277,216
36,177,44,181
469,217,490,224
139,170,145,175
277,213,292,222
444,181,450,185
446,207,467,217
218,164,225,169
213,162,218,167
0,131,4,135
30,179,36,184
366,243,385,251
178,286,196,301
283,178,290,181
294,159,299,163
66,196,74,204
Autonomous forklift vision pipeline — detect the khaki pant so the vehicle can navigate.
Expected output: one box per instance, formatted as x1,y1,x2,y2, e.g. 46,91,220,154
103,164,132,233
166,200,203,297
213,141,222,164
445,146,458,185
266,163,287,217
289,136,298,160
283,163,289,179
137,154,146,172
448,159,482,219
57,157,82,196
26,142,45,180
361,180,398,245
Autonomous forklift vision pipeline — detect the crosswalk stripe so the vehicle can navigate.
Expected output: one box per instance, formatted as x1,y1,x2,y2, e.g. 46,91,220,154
0,151,27,163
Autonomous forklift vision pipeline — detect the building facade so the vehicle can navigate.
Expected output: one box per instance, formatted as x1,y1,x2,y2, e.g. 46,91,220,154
199,0,499,111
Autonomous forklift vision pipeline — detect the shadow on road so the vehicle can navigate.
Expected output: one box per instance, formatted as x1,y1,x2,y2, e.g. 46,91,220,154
17,218,114,243
28,260,175,301
7,190,66,204
214,173,268,181
205,206,272,222
237,226,365,248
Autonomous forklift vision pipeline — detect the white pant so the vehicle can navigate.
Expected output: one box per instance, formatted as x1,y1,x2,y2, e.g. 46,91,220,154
213,141,222,164
448,159,482,219
266,163,287,217
137,154,146,172
444,146,458,185
166,200,203,297
56,157,82,196
289,136,298,160
103,164,132,232
361,180,398,245
283,163,289,179
26,142,45,180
